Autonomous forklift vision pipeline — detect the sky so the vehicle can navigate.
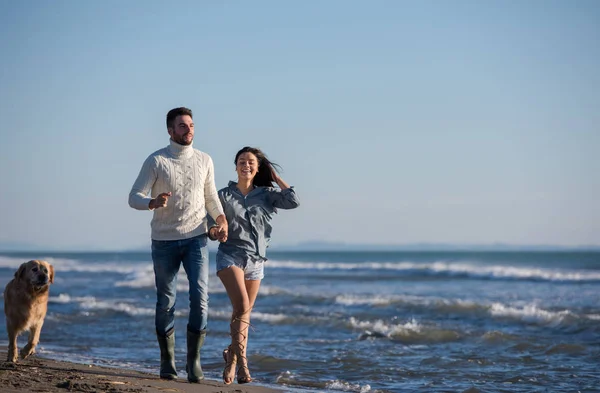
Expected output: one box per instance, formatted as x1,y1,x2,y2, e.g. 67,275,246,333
0,0,598,251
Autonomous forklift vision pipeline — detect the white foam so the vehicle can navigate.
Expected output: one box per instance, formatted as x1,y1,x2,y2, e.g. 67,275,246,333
326,380,371,393
49,293,177,317
431,262,600,282
114,269,226,293
257,285,288,296
113,267,155,288
49,293,96,304
251,311,288,323
335,294,481,315
210,309,288,323
489,303,573,326
267,258,600,282
4,255,596,284
0,255,141,274
78,298,155,316
349,317,422,336
0,256,27,268
267,259,412,271
335,294,400,306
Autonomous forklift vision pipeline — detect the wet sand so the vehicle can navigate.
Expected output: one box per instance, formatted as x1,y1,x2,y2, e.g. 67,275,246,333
0,349,281,393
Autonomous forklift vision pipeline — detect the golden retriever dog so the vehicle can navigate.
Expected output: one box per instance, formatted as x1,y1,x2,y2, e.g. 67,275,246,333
4,260,54,363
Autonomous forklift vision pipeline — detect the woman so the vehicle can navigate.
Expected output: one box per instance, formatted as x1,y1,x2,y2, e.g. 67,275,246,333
209,146,300,385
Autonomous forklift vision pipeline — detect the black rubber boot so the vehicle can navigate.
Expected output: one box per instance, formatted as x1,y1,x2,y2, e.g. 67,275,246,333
186,328,206,383
157,331,177,380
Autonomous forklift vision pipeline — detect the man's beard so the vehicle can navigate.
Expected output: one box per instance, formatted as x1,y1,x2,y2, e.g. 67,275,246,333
173,133,193,146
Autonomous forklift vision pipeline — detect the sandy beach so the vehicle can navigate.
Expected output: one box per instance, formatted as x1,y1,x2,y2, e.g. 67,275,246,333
0,349,281,393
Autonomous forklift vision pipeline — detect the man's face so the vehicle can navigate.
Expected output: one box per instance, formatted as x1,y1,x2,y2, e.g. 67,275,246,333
168,115,194,146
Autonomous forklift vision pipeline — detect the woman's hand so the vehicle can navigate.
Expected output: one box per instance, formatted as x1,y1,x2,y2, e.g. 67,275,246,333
271,167,291,190
216,215,228,242
208,226,219,241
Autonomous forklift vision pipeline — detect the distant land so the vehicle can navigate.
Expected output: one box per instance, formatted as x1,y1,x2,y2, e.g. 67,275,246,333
270,241,600,252
0,240,599,253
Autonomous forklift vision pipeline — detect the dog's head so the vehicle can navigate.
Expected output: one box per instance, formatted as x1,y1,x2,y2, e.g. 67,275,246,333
16,260,54,289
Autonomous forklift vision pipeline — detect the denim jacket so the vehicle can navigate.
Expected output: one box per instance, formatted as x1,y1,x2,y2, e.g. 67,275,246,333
217,181,300,258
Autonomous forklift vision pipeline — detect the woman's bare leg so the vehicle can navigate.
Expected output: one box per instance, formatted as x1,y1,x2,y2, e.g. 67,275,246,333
218,266,248,384
236,279,261,382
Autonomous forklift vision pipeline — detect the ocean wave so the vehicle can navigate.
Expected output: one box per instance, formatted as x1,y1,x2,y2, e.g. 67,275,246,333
349,317,461,344
48,288,592,332
480,331,520,344
258,285,289,296
210,308,297,324
265,289,594,331
50,294,155,316
344,298,588,337
4,256,597,285
79,299,155,316
364,295,584,329
49,294,169,317
0,256,141,274
49,293,301,323
0,256,223,293
336,293,593,329
50,293,96,304
335,294,480,312
326,380,373,393
276,371,381,393
545,343,587,355
488,303,575,327
251,311,288,323
335,294,405,306
267,259,600,282
114,269,226,293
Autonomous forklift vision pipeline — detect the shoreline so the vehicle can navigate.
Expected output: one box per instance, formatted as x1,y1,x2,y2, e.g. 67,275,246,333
0,349,282,393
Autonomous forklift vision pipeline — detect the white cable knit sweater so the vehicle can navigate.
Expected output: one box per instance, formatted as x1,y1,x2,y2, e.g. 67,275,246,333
128,140,224,241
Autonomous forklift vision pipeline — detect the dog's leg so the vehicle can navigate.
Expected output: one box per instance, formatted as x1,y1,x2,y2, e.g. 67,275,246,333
7,325,18,363
20,323,42,359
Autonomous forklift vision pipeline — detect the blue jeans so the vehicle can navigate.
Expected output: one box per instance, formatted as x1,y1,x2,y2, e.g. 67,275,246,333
151,234,209,336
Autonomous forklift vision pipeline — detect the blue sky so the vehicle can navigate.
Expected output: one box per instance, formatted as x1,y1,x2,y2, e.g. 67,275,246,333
0,0,598,250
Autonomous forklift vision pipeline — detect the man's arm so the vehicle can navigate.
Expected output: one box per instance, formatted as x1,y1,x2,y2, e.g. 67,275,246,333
128,156,158,210
204,156,228,241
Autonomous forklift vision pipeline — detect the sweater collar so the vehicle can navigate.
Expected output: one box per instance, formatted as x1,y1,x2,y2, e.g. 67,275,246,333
167,139,194,159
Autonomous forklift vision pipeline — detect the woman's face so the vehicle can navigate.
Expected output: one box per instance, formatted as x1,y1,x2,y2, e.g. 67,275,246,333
236,152,259,182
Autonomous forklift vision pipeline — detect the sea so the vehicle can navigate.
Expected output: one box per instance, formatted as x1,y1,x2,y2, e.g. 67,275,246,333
0,250,599,393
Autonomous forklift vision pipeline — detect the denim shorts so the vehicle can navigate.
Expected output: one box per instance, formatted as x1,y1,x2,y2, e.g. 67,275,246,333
216,249,265,280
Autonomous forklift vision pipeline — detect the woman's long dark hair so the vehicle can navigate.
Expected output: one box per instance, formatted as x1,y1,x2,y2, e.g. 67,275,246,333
235,146,282,187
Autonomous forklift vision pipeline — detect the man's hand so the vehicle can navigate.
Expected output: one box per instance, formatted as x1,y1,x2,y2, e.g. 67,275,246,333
149,192,172,210
215,214,228,243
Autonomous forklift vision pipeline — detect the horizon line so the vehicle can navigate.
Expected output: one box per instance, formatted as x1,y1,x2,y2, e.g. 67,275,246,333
1,242,599,254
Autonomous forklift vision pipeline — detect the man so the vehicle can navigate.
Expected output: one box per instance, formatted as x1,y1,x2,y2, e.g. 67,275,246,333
128,107,228,382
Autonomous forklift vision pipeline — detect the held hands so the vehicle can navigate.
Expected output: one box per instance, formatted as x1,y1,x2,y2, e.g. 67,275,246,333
214,215,228,243
149,192,172,210
208,226,223,242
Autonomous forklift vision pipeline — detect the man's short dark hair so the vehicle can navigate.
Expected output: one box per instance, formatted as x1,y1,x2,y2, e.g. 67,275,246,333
166,107,193,129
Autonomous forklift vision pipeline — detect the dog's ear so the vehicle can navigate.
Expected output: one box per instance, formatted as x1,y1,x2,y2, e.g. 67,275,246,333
48,264,55,284
15,262,29,279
